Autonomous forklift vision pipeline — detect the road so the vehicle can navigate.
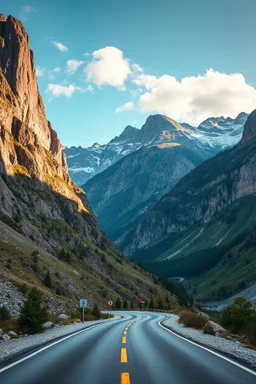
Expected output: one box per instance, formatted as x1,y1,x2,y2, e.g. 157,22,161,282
0,312,255,384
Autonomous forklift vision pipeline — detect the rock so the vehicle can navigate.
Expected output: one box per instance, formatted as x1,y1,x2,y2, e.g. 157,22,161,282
42,321,54,329
2,334,10,341
8,330,18,337
0,328,3,334
203,320,226,336
197,312,210,321
57,314,70,321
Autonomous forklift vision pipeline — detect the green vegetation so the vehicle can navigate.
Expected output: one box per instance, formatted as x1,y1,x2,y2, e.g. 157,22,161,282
92,303,101,319
18,288,49,334
179,310,207,329
221,297,256,334
43,271,52,288
0,305,11,321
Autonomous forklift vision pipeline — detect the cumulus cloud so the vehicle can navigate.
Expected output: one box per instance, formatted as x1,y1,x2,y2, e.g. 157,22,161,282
52,41,68,52
85,46,131,89
36,67,45,77
52,67,61,73
19,5,36,21
66,59,84,75
47,84,81,98
134,69,256,124
116,101,135,113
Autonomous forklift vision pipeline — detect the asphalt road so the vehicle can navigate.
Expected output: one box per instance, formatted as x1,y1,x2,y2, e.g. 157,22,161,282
0,312,255,384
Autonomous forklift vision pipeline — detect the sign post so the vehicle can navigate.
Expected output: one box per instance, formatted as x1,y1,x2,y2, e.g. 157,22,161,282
108,300,113,316
80,299,88,323
140,300,145,310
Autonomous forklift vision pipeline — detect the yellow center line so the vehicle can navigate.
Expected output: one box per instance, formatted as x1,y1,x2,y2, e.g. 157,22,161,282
122,336,126,344
125,327,129,331
121,372,130,384
124,331,127,335
121,348,128,363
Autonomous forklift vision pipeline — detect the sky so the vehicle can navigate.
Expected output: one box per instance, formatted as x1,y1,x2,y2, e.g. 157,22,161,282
2,0,256,147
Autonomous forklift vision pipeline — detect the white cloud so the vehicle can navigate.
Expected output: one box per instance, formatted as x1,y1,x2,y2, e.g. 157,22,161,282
134,69,256,124
86,84,94,93
48,84,80,98
66,59,84,75
83,52,91,57
36,67,45,77
85,46,131,89
19,5,36,21
53,67,61,73
52,41,68,52
116,101,135,113
132,63,144,73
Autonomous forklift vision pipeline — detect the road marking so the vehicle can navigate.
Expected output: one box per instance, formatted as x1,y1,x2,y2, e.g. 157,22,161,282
121,348,128,363
122,336,126,344
121,372,130,384
0,321,114,374
125,327,129,331
124,331,127,335
158,321,256,377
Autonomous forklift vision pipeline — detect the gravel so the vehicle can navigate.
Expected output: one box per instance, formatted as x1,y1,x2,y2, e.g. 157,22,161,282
162,315,256,368
0,317,118,366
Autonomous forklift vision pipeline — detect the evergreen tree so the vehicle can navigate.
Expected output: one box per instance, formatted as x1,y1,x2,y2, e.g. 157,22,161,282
149,296,155,309
123,299,128,309
43,271,52,288
0,305,10,321
19,288,49,334
115,297,122,309
92,303,101,319
157,295,164,309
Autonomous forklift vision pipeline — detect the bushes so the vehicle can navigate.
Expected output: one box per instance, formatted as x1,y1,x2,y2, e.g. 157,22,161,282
179,310,207,329
18,288,49,334
0,306,10,321
221,297,256,334
92,304,101,319
244,321,256,345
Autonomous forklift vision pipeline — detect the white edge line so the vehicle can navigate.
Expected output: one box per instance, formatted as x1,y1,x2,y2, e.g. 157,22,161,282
0,322,104,374
158,320,256,377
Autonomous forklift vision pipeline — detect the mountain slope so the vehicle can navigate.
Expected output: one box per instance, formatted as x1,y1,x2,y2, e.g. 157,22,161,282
65,113,248,186
0,14,178,314
120,110,256,301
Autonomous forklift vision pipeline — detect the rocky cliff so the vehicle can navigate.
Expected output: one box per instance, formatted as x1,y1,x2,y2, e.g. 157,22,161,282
122,109,256,257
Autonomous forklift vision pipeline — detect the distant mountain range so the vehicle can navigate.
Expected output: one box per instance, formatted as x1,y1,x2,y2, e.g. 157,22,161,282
64,112,248,186
120,110,256,304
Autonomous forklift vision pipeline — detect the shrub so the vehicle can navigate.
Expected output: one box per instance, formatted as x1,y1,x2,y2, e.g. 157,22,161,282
115,297,122,309
0,306,10,321
179,310,207,329
243,320,256,345
92,304,101,319
18,288,49,333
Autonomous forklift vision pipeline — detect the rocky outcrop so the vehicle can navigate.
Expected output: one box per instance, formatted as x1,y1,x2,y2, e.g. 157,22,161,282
0,14,101,247
240,109,256,146
203,321,226,335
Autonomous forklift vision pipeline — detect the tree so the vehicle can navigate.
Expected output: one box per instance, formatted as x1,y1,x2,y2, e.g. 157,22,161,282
123,299,128,309
115,297,122,309
0,305,10,321
19,288,49,334
221,296,256,333
92,303,101,319
157,295,164,310
43,271,52,288
149,296,155,309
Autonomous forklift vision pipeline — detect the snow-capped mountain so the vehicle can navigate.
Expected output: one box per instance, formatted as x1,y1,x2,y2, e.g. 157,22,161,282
64,112,248,186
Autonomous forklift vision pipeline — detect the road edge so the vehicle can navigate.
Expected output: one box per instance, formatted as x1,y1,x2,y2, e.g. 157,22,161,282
159,317,256,375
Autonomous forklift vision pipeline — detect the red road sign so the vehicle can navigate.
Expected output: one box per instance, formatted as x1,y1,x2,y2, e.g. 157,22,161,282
108,300,113,306
140,300,145,304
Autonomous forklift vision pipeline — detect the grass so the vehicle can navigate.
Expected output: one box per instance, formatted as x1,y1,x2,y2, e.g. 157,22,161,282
178,310,207,329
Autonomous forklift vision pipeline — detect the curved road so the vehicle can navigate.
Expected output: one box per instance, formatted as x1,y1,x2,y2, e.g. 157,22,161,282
0,312,255,384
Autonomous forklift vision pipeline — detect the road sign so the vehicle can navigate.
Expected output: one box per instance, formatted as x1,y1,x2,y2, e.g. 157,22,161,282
80,299,88,308
140,300,145,304
108,300,113,306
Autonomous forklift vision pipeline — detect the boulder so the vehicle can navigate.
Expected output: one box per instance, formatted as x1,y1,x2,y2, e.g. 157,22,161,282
197,312,210,321
203,320,226,335
43,322,54,329
57,313,70,321
0,328,3,335
8,330,18,337
2,334,10,341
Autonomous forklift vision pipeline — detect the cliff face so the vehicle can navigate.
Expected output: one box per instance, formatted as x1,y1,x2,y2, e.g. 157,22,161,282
122,109,256,257
0,14,99,247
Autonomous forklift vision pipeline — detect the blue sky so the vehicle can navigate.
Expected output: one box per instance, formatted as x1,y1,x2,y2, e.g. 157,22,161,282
2,0,256,147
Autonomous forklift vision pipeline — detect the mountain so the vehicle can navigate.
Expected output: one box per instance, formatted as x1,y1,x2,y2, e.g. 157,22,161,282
83,113,248,244
121,110,256,302
0,14,177,314
65,113,248,186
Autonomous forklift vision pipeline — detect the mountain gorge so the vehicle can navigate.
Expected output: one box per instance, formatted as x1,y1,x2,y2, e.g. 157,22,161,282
0,14,177,314
121,110,256,303
81,113,248,243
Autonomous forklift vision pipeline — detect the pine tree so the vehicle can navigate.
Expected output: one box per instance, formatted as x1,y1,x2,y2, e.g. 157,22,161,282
92,303,101,319
149,296,154,309
19,288,49,334
123,299,128,309
43,271,52,288
115,297,122,309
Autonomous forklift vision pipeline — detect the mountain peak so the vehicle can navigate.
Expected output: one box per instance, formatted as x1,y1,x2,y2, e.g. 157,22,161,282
92,142,101,148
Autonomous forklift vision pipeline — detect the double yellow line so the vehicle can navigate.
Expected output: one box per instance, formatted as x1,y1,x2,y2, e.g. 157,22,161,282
120,322,132,384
